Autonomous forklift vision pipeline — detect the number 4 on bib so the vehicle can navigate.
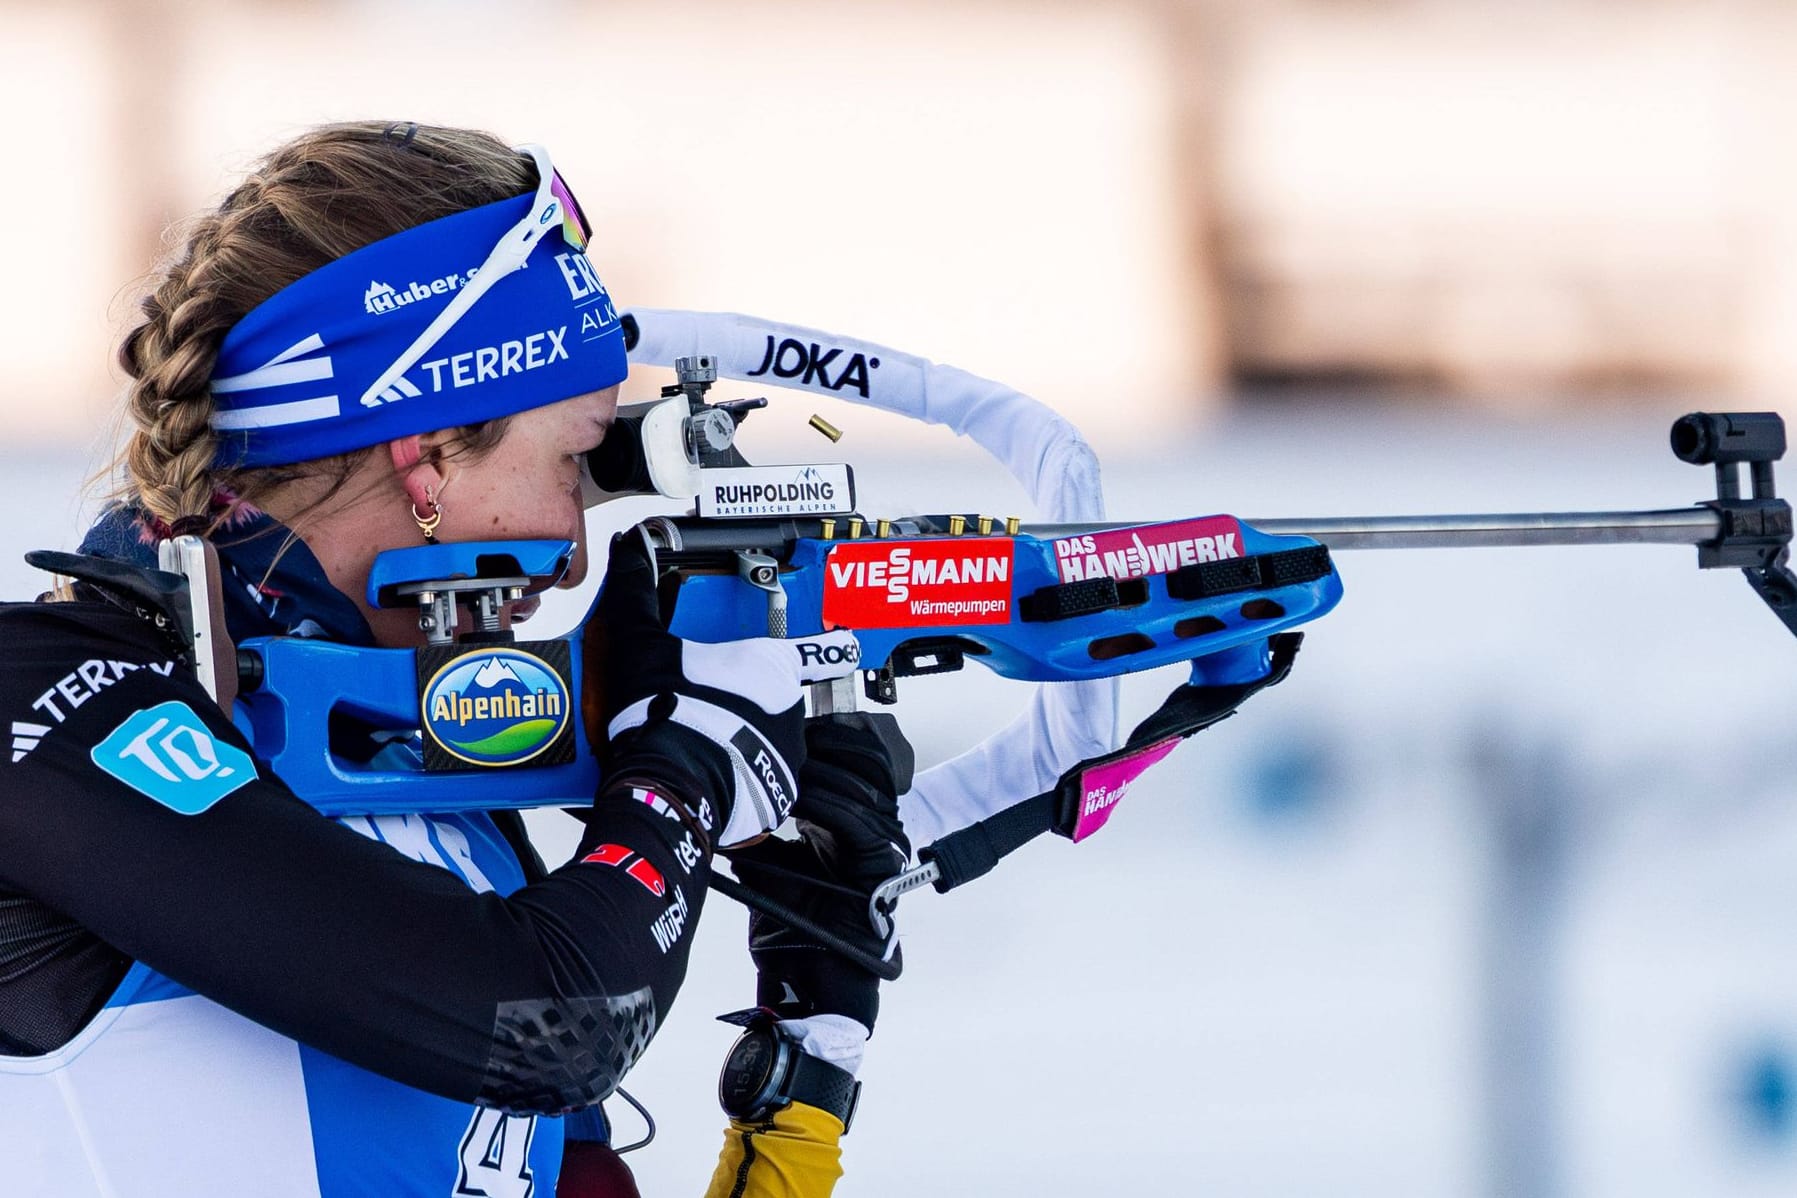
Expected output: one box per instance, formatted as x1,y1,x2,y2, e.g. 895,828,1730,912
454,1108,537,1198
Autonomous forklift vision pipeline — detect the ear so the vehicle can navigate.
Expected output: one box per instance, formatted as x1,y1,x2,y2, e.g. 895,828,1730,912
389,436,444,509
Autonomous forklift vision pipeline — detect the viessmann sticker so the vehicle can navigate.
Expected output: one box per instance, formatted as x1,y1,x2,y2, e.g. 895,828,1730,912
1052,516,1244,583
821,539,1015,628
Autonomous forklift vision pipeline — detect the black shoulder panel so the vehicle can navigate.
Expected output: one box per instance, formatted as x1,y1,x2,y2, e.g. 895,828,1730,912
477,988,658,1115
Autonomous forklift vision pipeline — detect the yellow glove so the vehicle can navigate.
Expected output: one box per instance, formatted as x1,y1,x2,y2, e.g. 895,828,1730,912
704,1101,845,1198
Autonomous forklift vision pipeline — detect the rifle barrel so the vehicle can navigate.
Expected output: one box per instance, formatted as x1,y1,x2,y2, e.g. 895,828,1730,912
1244,508,1721,550
1029,509,1721,551
654,508,1725,556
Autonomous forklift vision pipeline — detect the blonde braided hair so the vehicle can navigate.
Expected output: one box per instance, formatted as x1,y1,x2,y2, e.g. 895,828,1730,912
114,121,536,532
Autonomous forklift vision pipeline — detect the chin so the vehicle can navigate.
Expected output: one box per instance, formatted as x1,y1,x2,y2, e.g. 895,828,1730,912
561,540,591,589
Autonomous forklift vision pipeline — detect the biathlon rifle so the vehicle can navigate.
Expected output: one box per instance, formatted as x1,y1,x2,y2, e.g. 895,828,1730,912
82,339,1791,980
578,367,1797,945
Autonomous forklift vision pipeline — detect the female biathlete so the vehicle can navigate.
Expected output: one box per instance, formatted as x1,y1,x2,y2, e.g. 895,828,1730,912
0,121,906,1197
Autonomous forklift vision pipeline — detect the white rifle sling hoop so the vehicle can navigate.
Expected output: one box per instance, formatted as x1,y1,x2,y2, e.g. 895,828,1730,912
626,308,1120,846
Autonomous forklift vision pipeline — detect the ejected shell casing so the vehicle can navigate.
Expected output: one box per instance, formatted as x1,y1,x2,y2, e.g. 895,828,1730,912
947,514,967,536
809,415,843,442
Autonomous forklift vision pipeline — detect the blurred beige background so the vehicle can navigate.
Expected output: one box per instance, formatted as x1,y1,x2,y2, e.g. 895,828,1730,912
7,0,1797,455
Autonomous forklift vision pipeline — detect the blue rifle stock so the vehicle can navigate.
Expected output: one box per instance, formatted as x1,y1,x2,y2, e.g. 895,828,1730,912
224,516,1343,817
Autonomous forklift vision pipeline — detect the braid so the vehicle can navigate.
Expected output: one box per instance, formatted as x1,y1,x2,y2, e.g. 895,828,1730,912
119,207,243,526
111,121,538,530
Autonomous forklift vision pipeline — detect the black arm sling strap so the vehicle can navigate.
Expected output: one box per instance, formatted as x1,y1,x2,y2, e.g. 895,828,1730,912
916,632,1303,895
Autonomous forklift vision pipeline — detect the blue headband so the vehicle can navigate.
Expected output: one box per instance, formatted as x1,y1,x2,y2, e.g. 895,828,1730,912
209,192,627,468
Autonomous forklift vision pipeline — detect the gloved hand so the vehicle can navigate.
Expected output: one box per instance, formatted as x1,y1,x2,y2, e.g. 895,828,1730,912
593,529,861,850
727,713,914,1032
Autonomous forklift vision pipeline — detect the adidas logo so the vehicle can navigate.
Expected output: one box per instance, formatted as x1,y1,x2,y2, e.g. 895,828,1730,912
11,721,49,764
363,374,422,408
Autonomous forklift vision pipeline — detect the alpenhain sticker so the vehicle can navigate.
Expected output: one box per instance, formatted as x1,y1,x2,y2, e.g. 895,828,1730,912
1051,517,1245,583
821,539,1014,628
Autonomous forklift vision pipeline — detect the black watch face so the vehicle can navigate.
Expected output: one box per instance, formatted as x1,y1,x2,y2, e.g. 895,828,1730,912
720,1030,779,1113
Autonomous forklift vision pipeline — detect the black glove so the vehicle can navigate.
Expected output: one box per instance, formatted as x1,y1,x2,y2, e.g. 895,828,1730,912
592,530,860,848
727,713,914,1032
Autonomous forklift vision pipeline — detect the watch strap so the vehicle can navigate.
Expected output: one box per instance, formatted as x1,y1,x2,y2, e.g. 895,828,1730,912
787,1048,861,1133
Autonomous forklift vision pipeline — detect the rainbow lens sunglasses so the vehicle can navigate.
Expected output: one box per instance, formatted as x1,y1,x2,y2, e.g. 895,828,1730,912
359,144,593,409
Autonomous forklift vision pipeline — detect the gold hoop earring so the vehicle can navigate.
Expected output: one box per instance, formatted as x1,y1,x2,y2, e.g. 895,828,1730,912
412,489,443,544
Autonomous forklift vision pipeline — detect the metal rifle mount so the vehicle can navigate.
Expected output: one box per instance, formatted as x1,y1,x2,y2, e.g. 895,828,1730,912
1674,413,1797,634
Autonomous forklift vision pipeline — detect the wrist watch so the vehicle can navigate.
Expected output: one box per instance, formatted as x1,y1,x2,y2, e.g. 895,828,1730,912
716,1010,861,1131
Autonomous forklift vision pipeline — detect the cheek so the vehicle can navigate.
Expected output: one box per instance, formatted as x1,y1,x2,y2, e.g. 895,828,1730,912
475,465,578,534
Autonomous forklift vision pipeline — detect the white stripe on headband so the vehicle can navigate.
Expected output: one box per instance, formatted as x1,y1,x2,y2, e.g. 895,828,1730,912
210,334,332,394
211,395,342,430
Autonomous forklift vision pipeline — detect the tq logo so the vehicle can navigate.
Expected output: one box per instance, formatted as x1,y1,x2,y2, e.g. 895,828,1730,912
91,701,258,815
746,336,880,398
